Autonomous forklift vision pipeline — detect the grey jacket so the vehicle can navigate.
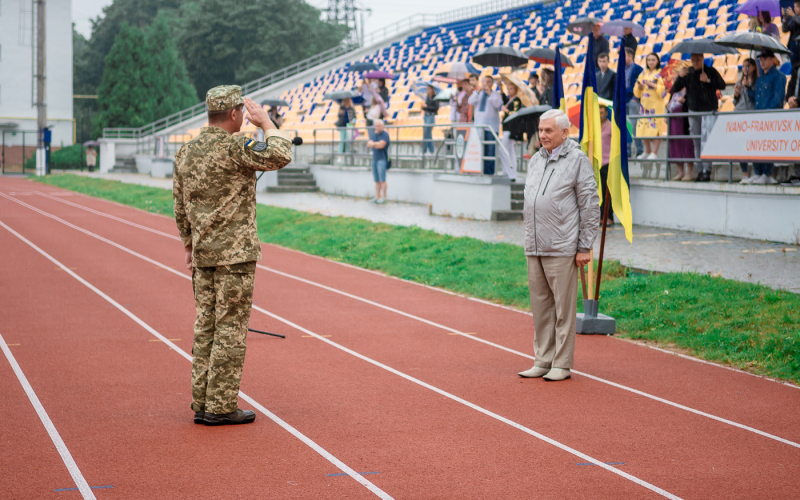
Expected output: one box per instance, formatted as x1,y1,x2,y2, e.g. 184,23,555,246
523,139,600,256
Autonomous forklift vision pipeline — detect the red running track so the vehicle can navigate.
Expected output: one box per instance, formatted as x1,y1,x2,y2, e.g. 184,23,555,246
1,177,799,499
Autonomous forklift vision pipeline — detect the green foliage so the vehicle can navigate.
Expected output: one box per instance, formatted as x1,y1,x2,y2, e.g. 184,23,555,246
73,25,98,144
147,14,200,114
32,174,800,384
177,0,349,96
24,145,86,170
93,23,157,136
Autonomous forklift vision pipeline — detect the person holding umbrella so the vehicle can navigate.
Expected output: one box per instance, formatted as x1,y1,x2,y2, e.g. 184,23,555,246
500,74,536,180
669,54,726,182
622,27,638,53
592,23,610,69
782,2,800,66
734,58,758,182
748,49,786,184
422,84,440,155
335,98,357,154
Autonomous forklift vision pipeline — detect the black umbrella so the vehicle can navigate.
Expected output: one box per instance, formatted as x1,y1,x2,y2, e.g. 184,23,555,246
347,62,380,72
260,98,289,107
715,31,791,55
504,105,552,125
525,47,574,68
323,90,361,101
567,17,601,37
472,46,529,67
668,37,740,55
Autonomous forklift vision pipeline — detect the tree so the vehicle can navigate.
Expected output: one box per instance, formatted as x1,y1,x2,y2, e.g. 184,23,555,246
73,24,97,143
93,24,157,137
147,14,199,117
178,0,348,96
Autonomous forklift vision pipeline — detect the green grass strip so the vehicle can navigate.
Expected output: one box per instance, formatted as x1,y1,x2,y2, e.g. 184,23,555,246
34,174,800,384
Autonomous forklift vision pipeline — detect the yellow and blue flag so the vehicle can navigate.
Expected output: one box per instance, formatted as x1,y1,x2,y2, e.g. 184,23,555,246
552,47,566,112
579,35,603,201
609,43,633,243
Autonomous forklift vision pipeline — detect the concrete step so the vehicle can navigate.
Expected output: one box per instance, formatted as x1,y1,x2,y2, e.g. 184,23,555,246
511,201,524,210
510,183,525,192
110,166,138,174
279,167,310,175
278,173,315,181
279,179,318,187
491,210,524,221
266,186,320,193
511,191,524,201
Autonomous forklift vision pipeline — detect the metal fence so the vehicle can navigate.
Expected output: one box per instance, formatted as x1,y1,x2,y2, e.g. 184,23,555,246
1,130,38,174
103,0,544,141
627,107,800,183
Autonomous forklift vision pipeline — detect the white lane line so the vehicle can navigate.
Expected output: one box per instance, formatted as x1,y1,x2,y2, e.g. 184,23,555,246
24,191,800,449
0,333,97,500
0,212,682,500
0,220,393,500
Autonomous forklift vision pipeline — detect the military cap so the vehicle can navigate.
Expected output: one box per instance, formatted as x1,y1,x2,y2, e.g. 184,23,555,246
206,85,245,112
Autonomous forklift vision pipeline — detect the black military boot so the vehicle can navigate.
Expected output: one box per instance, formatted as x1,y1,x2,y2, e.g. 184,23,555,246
203,409,256,426
194,411,205,424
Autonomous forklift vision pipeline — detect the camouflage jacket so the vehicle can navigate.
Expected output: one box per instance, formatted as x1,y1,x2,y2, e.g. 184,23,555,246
173,126,292,267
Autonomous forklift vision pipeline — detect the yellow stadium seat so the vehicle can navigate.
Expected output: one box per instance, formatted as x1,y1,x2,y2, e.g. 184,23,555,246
723,66,739,85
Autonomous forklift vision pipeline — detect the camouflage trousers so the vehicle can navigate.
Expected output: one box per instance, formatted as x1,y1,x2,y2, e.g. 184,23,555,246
191,261,256,415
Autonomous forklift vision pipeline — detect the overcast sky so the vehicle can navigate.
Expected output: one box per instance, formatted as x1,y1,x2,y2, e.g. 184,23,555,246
72,0,488,39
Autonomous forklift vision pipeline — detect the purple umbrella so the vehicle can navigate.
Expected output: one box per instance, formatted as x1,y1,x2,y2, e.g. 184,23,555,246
601,20,646,38
734,0,779,17
362,70,397,80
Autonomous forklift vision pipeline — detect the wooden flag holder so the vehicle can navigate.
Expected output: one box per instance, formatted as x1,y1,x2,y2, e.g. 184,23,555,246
576,186,616,335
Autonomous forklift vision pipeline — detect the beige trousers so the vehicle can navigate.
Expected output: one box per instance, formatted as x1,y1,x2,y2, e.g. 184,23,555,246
526,255,578,370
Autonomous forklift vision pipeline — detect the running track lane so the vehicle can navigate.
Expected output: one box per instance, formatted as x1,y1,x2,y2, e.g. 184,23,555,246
0,225,389,498
0,192,675,497
1,186,800,494
17,181,800,444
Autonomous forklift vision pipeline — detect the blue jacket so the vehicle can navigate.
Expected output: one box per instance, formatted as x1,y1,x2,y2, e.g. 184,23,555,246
754,67,786,110
625,63,644,103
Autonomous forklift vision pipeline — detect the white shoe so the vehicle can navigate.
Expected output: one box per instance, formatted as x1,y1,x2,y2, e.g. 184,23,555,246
739,176,752,184
368,197,378,203
751,174,767,185
543,368,572,381
764,176,778,185
636,152,648,159
647,152,658,160
376,198,386,204
518,366,549,378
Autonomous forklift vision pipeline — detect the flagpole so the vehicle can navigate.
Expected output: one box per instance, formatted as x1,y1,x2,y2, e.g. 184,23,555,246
594,186,612,300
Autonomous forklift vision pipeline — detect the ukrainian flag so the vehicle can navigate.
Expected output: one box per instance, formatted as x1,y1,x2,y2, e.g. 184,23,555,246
552,48,566,112
609,43,634,243
579,36,603,202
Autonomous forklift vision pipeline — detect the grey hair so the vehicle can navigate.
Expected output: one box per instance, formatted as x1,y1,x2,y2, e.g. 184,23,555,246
540,109,570,130
373,119,384,126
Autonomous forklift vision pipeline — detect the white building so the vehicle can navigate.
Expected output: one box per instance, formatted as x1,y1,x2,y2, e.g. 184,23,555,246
0,0,73,150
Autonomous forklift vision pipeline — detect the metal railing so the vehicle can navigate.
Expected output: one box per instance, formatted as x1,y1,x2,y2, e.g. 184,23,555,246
309,122,516,175
103,0,544,141
626,107,800,183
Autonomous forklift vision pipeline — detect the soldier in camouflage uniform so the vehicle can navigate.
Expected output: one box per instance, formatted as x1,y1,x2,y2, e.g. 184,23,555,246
173,85,292,426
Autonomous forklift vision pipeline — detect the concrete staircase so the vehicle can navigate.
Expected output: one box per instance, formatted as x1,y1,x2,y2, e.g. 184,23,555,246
267,165,320,193
110,157,137,174
491,182,524,221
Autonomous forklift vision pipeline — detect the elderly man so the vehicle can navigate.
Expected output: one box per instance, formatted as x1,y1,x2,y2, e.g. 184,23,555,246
518,109,600,382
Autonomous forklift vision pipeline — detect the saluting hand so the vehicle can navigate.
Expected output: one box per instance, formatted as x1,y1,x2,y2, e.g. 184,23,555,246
243,97,276,130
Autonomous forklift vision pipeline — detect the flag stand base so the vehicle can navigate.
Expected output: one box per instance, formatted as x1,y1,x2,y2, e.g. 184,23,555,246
577,299,616,335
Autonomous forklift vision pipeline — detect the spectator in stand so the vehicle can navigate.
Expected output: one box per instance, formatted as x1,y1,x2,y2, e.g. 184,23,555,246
782,2,800,67
456,77,474,122
367,119,390,204
366,96,386,127
733,58,757,182
422,84,439,155
335,98,356,154
599,104,614,223
529,71,542,103
268,106,284,130
592,23,610,69
539,68,554,107
359,80,372,119
468,75,504,175
500,77,532,181
376,78,390,107
746,49,786,185
758,11,780,38
670,53,726,182
622,27,638,54
624,47,645,157
634,53,666,162
666,62,695,181
595,52,616,100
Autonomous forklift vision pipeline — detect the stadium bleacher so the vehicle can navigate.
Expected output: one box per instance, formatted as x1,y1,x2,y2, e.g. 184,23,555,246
195,0,788,143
